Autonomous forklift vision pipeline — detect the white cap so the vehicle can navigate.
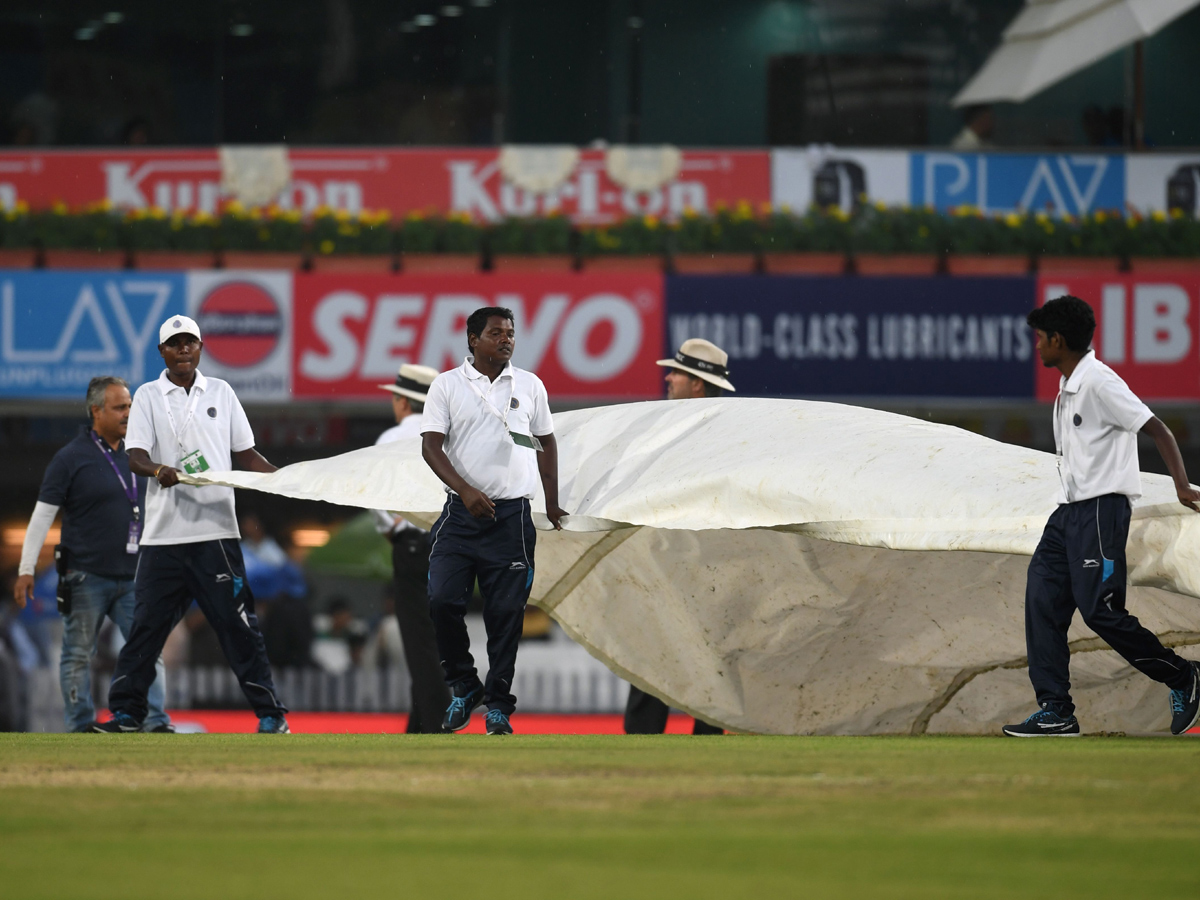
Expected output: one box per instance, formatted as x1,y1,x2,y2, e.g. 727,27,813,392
159,314,202,344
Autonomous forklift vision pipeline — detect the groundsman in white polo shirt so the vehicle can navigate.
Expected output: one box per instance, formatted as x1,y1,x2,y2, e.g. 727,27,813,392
1003,295,1200,738
420,306,568,736
93,314,290,734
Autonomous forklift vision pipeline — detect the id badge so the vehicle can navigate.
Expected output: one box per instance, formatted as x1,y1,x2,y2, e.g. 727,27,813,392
126,521,141,555
509,431,543,451
180,449,211,474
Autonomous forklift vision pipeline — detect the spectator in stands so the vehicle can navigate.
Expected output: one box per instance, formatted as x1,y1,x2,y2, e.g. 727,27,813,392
623,339,733,737
240,513,290,568
312,597,368,674
12,376,172,733
360,591,404,671
951,104,995,150
373,363,450,733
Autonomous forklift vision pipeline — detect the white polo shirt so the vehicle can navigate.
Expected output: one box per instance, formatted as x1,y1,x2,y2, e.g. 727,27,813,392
421,357,553,501
126,369,256,545
1053,350,1153,504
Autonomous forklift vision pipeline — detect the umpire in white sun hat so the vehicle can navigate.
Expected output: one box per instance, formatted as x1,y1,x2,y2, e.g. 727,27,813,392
624,337,732,736
378,363,440,405
373,362,450,733
656,338,735,399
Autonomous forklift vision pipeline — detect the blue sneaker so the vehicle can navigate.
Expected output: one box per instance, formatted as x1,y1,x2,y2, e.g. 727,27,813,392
485,709,513,735
1169,661,1200,735
442,684,484,732
257,715,291,734
90,713,141,733
1002,709,1080,737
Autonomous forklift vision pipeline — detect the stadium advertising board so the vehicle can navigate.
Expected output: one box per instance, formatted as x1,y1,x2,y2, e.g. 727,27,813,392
292,272,664,401
1127,153,1200,218
1036,274,1200,401
5,148,1200,220
0,270,184,398
771,149,909,213
185,271,292,402
0,148,770,224
666,275,1036,398
910,152,1126,217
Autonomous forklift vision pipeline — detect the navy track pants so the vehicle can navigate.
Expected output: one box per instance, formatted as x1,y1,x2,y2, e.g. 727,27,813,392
428,495,535,716
109,539,286,722
1025,493,1193,716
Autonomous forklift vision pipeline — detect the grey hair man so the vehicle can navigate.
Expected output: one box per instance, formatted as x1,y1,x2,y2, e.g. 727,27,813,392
13,376,172,732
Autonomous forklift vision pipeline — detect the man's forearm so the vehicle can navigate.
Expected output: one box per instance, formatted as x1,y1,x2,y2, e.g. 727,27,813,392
537,437,560,508
1150,422,1191,489
1143,418,1191,488
128,448,164,478
233,448,277,473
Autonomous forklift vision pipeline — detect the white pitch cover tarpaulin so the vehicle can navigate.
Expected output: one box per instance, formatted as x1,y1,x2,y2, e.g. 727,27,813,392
182,399,1200,735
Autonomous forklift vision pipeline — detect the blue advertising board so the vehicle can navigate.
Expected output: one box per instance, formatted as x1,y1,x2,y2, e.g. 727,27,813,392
666,275,1037,399
0,271,185,398
910,152,1125,217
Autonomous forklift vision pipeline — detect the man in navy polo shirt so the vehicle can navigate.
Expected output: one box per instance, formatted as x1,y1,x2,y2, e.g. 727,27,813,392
1004,296,1200,737
420,306,568,735
13,376,172,733
94,315,289,734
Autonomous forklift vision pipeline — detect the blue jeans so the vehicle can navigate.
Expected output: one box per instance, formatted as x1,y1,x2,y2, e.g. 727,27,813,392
60,569,170,732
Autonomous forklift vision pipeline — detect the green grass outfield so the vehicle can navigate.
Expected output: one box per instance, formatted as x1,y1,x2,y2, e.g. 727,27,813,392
1,733,1198,899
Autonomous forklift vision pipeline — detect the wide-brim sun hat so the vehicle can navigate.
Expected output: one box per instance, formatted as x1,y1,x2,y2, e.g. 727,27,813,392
656,338,735,392
378,363,439,402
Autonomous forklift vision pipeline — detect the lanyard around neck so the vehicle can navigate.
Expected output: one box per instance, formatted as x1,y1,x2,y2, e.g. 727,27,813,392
162,381,203,450
465,366,514,432
89,430,139,520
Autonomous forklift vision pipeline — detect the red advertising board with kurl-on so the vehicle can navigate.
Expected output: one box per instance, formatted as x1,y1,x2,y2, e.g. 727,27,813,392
0,148,769,224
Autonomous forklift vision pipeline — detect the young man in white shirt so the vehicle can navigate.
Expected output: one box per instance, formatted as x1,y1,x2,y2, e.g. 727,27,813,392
420,307,568,735
1004,296,1200,737
372,363,450,734
93,315,290,734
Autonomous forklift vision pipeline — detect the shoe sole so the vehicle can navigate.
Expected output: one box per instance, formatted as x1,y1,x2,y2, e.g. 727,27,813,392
89,725,139,733
1170,705,1199,736
1002,728,1081,737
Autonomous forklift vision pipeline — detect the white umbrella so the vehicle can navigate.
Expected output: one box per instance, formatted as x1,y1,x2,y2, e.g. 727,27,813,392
953,0,1200,107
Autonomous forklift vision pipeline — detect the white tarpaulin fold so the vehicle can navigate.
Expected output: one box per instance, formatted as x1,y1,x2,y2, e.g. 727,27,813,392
183,399,1200,734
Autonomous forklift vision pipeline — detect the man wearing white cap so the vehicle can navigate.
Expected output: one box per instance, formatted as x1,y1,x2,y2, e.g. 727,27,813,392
93,315,290,734
624,338,735,736
373,363,450,734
